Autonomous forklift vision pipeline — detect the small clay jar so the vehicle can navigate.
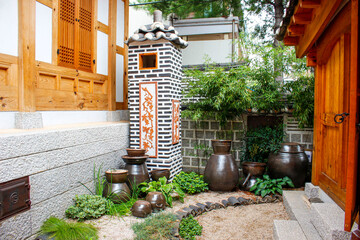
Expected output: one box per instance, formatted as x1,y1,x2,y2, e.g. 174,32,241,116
131,200,152,218
105,169,128,183
145,192,166,212
126,148,146,157
150,169,170,181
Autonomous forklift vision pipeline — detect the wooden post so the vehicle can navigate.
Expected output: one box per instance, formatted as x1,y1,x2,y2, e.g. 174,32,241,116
123,0,129,110
108,0,117,111
18,0,36,112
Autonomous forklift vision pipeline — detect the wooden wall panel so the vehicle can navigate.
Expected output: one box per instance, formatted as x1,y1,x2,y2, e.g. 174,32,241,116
0,54,19,111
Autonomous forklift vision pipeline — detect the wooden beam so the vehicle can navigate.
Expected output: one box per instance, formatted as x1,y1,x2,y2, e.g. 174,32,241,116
18,0,36,112
123,0,129,110
306,47,317,67
37,0,53,8
108,0,117,111
283,36,300,46
116,45,125,55
344,0,359,232
292,12,313,25
95,21,109,34
52,0,58,65
300,0,321,9
288,25,306,36
295,0,343,58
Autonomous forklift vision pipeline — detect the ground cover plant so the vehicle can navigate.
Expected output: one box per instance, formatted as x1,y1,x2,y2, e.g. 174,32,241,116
179,215,203,240
250,175,294,197
39,216,98,240
139,176,184,207
66,195,107,221
173,171,208,194
132,213,177,240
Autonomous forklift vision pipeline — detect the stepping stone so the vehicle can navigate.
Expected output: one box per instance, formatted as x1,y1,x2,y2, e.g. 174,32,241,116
182,207,195,215
196,203,207,211
175,211,188,220
273,220,307,240
189,205,201,215
205,201,216,210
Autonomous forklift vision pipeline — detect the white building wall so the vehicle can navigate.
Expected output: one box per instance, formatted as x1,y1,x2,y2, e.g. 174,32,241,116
0,0,18,56
96,31,109,75
98,0,109,25
35,2,52,63
182,39,236,65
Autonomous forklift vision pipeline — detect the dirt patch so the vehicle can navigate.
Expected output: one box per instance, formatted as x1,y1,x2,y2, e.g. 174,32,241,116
196,202,289,240
88,191,289,240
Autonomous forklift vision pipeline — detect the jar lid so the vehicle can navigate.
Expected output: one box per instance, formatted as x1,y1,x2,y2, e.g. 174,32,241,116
279,142,304,153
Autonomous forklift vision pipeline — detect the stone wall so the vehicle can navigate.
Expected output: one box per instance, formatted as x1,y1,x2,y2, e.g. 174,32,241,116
181,114,313,173
0,123,129,240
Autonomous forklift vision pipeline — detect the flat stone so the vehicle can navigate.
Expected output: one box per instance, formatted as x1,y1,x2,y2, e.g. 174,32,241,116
189,205,201,214
196,203,207,211
175,211,188,219
273,220,307,240
305,182,320,200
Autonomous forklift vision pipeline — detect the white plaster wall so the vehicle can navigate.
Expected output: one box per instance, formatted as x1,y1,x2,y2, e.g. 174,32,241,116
40,111,108,126
116,0,125,47
0,0,18,56
35,2,52,63
98,0,109,25
96,31,108,75
182,39,235,65
0,112,17,129
116,54,124,102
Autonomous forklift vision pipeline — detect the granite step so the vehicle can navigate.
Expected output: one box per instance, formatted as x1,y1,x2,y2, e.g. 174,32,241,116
273,220,307,240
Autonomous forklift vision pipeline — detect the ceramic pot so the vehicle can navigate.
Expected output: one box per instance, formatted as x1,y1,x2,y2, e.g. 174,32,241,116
145,192,166,212
268,142,308,188
241,162,266,190
204,140,239,191
150,169,170,181
131,200,152,218
103,182,131,203
105,169,128,183
126,148,146,157
122,155,150,186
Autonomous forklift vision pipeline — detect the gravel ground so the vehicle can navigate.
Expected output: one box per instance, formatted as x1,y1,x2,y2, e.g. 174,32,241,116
87,190,289,240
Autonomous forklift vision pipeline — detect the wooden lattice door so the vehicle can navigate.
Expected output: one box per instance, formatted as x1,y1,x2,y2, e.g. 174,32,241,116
58,0,93,72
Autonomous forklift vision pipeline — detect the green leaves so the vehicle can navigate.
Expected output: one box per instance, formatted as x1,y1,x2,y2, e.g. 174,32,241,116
139,177,184,207
249,175,295,197
65,195,107,221
173,171,209,194
179,215,203,240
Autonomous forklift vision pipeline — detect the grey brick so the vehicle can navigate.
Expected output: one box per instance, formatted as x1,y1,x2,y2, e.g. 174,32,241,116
182,139,190,147
195,130,204,138
303,134,313,143
185,130,194,138
183,157,190,166
291,134,301,143
232,121,244,130
205,131,215,139
182,120,189,129
211,121,219,130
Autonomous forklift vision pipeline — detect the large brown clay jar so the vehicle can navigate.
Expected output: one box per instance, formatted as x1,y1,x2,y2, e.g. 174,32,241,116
268,142,308,188
204,140,239,191
103,169,131,203
145,192,166,212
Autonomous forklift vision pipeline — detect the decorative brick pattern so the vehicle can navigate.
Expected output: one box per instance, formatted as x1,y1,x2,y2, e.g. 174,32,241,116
128,42,183,179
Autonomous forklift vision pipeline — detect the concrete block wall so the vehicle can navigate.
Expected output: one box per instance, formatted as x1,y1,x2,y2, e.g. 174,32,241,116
0,122,129,240
181,114,313,173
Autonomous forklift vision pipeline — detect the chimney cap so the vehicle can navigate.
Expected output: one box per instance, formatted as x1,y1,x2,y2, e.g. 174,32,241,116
154,10,162,22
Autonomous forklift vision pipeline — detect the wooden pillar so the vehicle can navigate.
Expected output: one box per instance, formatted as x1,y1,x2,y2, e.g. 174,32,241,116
123,0,129,110
108,0,117,111
18,0,36,112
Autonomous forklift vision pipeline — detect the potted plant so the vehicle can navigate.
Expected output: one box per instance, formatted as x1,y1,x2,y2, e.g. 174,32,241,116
241,125,284,190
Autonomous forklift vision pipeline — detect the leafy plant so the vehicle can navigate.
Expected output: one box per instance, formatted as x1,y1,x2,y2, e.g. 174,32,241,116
139,176,185,207
243,125,284,163
183,63,252,127
250,175,294,197
173,171,208,194
285,76,315,128
132,213,177,240
39,216,98,240
65,195,107,221
179,215,203,240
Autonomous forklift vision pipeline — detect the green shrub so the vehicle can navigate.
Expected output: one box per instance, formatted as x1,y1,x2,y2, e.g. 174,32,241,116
132,213,177,240
179,215,203,240
243,125,284,163
65,195,107,221
250,175,294,197
39,216,98,240
173,171,208,194
139,176,184,207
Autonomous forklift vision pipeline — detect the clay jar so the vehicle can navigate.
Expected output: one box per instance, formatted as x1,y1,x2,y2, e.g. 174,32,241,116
241,162,266,190
268,142,308,188
204,140,239,191
103,169,130,203
145,192,166,212
131,200,152,218
150,169,170,181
